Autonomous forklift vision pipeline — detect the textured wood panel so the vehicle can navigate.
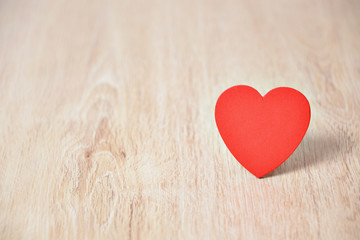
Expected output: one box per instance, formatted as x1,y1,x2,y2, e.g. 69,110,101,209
0,0,359,239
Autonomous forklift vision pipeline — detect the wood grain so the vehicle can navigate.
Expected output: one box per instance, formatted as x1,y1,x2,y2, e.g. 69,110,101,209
0,0,359,239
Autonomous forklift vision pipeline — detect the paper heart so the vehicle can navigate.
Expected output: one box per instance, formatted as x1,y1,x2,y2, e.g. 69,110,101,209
215,85,311,178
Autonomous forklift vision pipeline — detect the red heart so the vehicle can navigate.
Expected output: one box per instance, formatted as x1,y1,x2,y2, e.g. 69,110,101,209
215,85,311,178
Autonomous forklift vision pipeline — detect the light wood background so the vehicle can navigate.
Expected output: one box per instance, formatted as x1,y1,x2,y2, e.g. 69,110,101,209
0,0,359,239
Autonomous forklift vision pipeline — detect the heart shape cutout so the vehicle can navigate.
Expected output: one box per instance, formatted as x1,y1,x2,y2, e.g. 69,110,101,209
215,85,311,178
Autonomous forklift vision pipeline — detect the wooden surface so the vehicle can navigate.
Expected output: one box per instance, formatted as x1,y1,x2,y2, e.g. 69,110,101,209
0,0,359,239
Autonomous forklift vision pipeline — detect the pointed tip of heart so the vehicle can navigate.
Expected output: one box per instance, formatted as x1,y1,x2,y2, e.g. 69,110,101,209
251,171,267,179
252,169,276,178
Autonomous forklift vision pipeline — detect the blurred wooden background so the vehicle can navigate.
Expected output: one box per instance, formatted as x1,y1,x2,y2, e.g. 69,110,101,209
0,0,359,239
